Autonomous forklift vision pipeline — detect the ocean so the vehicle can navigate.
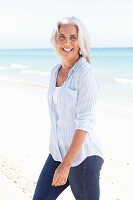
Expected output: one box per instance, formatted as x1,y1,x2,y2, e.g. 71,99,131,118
0,47,133,112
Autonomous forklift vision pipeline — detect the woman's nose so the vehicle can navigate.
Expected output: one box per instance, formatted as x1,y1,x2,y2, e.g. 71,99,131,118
64,38,71,44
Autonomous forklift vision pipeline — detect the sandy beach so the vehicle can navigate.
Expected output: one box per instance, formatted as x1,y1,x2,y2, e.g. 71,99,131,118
0,81,133,200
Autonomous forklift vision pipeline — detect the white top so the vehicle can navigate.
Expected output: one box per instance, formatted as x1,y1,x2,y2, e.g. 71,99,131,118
53,86,61,120
53,86,61,105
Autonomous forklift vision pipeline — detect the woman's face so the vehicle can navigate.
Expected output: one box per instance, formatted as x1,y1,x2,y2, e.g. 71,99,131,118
56,24,80,61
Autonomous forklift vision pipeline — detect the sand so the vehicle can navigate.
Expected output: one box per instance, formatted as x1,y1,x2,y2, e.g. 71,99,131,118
0,81,133,200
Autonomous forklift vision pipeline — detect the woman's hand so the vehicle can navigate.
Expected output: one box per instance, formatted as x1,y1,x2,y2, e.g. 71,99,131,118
52,161,71,186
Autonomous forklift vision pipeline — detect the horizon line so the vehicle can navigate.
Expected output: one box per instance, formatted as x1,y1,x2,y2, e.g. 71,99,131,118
0,46,133,50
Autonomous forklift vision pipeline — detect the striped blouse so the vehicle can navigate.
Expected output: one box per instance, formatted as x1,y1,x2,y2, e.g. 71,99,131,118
47,57,104,167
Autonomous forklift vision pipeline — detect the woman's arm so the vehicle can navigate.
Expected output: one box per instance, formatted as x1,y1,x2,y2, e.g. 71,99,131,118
52,129,87,187
62,129,87,167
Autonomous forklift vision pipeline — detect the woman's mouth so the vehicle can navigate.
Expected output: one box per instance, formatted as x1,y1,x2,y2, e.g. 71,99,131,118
62,48,73,53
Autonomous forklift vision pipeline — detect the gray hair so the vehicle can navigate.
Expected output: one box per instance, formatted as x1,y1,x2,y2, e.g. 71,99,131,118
50,16,92,65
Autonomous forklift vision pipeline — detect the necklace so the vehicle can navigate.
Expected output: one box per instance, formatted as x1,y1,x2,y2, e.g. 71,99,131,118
62,64,70,71
62,55,82,71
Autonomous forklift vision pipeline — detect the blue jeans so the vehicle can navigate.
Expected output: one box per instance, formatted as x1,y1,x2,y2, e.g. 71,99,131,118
32,154,104,200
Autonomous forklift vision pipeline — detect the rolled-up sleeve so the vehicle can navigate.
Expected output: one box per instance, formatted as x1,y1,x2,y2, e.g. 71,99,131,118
75,67,101,134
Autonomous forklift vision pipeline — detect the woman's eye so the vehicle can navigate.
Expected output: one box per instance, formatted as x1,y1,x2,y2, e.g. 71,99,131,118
59,35,65,39
70,36,77,41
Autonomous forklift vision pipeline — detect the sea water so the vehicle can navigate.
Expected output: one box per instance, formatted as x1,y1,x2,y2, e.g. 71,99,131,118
0,47,133,111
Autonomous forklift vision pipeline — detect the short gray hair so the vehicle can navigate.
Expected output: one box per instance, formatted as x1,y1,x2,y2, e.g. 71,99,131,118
50,16,92,65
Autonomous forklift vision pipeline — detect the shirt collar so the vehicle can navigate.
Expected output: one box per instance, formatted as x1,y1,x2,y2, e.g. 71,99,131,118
56,56,86,76
54,57,86,88
69,56,86,72
68,56,86,78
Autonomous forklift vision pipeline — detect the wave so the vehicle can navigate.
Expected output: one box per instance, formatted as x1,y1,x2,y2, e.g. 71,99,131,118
114,77,133,85
21,70,50,76
0,67,7,70
11,64,30,69
0,77,48,88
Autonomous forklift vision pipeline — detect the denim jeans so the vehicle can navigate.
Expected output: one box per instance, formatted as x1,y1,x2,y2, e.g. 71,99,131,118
32,153,104,200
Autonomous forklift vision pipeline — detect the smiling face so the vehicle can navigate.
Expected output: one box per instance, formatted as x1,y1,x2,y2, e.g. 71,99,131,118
56,24,80,62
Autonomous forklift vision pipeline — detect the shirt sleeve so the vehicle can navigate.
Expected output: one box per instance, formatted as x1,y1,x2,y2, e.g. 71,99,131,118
75,67,101,134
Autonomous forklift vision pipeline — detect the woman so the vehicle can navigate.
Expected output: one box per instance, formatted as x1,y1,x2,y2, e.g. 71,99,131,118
33,16,104,200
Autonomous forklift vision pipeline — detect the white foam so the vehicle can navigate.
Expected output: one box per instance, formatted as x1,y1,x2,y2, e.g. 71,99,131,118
21,70,50,76
114,77,133,85
11,64,29,69
0,67,7,70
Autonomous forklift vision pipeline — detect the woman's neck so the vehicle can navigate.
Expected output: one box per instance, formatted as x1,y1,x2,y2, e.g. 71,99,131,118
62,55,81,71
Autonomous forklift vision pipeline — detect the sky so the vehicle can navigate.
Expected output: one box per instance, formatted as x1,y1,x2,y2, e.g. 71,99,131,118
0,0,133,49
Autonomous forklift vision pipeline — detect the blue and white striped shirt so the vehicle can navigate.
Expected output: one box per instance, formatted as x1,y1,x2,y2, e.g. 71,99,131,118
47,57,104,167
